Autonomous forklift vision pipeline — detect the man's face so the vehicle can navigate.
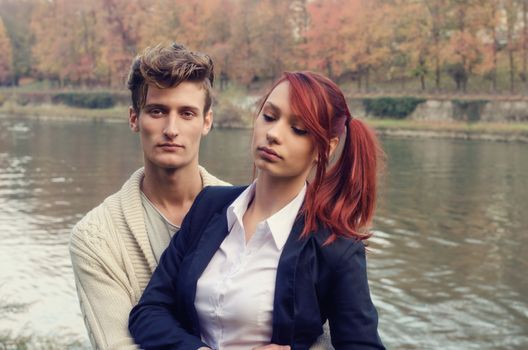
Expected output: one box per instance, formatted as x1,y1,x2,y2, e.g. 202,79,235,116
129,82,213,171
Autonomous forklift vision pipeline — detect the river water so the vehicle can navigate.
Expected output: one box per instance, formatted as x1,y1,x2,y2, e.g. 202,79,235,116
0,118,527,349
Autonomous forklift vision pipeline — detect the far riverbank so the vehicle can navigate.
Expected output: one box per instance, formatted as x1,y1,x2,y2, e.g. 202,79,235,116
1,101,528,143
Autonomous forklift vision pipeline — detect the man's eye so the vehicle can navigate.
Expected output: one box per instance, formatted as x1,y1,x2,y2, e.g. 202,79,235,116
262,114,275,122
181,111,196,119
292,126,308,135
149,109,164,116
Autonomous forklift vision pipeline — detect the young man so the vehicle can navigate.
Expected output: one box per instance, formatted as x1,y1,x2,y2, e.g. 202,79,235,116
70,43,229,350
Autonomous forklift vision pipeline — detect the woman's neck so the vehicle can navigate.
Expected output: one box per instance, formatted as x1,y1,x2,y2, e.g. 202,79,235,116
242,173,306,242
252,174,305,218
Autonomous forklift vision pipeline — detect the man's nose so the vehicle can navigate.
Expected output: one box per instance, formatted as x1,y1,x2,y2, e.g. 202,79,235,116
163,113,180,139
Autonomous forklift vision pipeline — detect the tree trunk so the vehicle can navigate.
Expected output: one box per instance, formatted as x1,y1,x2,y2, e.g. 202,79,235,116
491,5,498,92
435,60,440,91
365,67,370,92
326,60,333,81
523,0,527,89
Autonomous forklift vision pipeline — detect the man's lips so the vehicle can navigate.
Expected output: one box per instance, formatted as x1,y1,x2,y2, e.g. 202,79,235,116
257,146,282,160
157,143,184,149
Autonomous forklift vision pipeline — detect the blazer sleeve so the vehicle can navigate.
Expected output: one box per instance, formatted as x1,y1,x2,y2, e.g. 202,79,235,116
128,190,210,350
327,242,385,350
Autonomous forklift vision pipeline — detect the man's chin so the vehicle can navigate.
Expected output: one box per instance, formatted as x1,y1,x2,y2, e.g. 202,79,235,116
147,158,192,171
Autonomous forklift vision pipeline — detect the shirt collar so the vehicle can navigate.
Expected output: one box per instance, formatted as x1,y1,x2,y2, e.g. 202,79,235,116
226,181,307,250
226,183,255,232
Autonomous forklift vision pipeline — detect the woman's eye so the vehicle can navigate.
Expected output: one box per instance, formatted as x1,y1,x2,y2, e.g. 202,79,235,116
292,126,308,135
262,114,276,122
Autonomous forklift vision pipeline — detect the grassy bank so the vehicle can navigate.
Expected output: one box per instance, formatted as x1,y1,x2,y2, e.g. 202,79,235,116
2,97,528,143
0,101,127,122
0,86,255,127
367,119,528,142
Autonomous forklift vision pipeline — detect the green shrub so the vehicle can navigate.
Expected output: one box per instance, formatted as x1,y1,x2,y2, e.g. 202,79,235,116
15,94,31,106
452,99,488,122
52,92,116,109
362,97,426,119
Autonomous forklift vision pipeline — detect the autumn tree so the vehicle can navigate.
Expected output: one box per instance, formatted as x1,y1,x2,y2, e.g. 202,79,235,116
0,16,12,84
305,0,350,80
224,0,261,87
423,0,451,90
94,0,142,87
251,0,297,80
503,0,520,92
442,0,485,91
5,0,528,94
204,0,234,90
389,0,432,90
31,0,104,86
475,0,502,92
342,0,392,91
31,0,80,86
520,0,528,87
290,0,310,57
0,0,34,86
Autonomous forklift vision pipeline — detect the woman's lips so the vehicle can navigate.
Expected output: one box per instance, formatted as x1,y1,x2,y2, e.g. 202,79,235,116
257,146,282,161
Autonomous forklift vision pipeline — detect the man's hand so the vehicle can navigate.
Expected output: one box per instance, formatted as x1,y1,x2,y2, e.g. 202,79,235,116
252,345,291,350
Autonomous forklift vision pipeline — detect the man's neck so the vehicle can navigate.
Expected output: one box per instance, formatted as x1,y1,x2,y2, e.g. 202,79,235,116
141,161,203,226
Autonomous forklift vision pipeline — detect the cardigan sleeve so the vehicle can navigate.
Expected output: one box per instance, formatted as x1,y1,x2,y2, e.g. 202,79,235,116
128,190,210,350
70,215,139,350
327,242,385,350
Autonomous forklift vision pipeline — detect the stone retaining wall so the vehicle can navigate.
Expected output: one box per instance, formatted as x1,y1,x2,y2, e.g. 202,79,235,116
347,98,528,122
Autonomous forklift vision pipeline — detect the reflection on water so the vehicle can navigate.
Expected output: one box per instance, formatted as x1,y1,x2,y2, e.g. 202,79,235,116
0,119,527,349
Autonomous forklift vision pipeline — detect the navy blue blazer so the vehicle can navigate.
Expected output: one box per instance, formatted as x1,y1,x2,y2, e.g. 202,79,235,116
129,186,385,350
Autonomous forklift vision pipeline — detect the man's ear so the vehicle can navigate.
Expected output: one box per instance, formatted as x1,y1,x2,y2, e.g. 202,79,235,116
129,107,140,132
202,109,213,135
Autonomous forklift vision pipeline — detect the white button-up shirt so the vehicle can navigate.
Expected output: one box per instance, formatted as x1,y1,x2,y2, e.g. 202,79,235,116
194,182,306,350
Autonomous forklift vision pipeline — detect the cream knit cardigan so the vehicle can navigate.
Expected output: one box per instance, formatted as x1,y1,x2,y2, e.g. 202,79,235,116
70,167,333,350
70,167,229,349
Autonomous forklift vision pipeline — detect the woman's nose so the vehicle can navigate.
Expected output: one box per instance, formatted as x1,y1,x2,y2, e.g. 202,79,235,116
266,121,284,144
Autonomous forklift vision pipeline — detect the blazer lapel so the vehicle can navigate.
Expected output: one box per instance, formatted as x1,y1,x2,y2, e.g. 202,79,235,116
183,210,230,332
271,217,311,345
188,211,230,281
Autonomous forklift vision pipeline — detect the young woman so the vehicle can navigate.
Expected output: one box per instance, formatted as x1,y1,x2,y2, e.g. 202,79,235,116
129,71,385,350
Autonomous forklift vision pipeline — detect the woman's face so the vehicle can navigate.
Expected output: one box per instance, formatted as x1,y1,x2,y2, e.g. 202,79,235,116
252,81,317,182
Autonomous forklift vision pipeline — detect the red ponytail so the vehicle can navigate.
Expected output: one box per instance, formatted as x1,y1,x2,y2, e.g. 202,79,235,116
263,71,382,243
303,117,381,243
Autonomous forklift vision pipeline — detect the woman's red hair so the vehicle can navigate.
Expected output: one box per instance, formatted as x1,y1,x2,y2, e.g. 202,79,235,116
258,71,382,243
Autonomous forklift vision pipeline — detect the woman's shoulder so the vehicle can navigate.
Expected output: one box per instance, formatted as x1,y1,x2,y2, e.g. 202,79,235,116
186,185,247,222
311,229,366,266
195,185,247,206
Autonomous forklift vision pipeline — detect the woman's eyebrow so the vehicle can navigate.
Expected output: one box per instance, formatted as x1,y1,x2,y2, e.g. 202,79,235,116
263,102,281,115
